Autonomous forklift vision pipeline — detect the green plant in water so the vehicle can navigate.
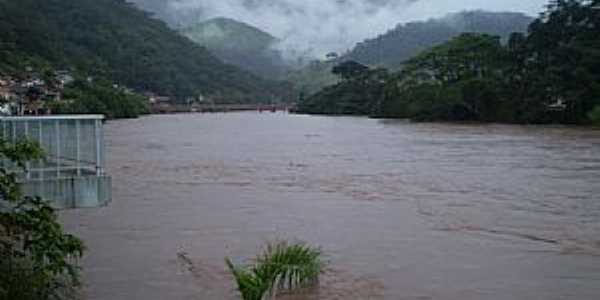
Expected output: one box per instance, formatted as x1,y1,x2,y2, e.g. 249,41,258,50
226,241,322,300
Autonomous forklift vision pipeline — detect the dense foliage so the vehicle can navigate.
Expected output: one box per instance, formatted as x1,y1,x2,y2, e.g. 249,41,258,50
0,0,289,103
226,241,322,300
51,79,149,119
0,139,84,300
298,1,600,125
179,18,291,80
297,62,387,115
380,33,510,121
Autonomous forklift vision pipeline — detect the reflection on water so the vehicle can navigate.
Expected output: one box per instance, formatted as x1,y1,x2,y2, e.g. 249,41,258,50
62,113,600,300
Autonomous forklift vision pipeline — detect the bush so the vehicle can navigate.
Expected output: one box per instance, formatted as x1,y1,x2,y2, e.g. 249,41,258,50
226,241,322,300
52,79,149,119
0,139,84,300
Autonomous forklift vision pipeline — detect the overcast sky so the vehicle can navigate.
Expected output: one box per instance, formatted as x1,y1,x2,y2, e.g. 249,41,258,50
143,0,549,58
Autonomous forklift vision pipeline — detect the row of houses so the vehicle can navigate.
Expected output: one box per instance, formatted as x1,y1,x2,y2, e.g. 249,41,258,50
0,70,74,116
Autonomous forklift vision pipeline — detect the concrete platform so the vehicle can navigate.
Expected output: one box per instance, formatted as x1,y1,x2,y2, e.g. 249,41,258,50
20,176,112,209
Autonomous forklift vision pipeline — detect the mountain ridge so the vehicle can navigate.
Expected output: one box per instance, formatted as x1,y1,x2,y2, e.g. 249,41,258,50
0,0,289,103
343,11,534,68
179,17,291,79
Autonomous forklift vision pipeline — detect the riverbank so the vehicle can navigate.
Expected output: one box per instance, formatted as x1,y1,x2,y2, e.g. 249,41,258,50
149,103,294,114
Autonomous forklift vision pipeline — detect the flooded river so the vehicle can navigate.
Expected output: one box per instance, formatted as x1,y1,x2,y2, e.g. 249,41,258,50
62,112,600,299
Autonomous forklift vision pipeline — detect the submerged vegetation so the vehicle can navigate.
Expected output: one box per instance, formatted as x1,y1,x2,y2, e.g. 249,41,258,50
226,241,322,300
0,139,85,300
298,0,600,125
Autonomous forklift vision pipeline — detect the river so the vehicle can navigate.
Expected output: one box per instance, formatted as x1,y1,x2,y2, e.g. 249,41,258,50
61,112,600,299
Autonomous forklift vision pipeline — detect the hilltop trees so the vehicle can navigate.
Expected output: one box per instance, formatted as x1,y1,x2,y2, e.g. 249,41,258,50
297,62,388,115
51,79,149,119
344,11,533,69
331,61,370,81
381,33,510,121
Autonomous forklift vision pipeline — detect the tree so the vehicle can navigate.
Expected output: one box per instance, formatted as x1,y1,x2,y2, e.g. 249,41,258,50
297,65,388,116
331,61,370,80
0,139,84,300
516,0,600,123
402,33,507,86
380,33,510,121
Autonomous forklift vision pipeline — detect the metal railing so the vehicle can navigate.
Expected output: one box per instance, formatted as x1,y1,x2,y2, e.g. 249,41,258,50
0,115,106,181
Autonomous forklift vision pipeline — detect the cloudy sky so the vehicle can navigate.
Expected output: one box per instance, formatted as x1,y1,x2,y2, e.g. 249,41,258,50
135,0,549,58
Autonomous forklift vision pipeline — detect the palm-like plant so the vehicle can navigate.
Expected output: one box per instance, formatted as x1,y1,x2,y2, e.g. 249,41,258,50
226,241,322,300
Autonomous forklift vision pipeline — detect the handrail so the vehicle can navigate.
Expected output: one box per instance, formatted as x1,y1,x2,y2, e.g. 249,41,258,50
0,115,105,121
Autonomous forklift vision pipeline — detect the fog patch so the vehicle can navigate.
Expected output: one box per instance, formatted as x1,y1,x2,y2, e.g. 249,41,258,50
138,0,547,61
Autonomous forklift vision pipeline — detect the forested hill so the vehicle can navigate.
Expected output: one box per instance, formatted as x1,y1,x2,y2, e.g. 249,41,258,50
342,11,534,68
0,0,289,103
289,11,534,95
297,1,600,125
179,18,291,79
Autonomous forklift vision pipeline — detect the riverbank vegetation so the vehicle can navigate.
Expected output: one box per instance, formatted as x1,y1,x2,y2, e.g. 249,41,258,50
0,139,85,300
297,0,600,125
226,241,322,300
51,79,149,119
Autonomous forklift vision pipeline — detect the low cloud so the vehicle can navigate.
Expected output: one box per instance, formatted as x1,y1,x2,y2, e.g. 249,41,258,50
145,0,548,59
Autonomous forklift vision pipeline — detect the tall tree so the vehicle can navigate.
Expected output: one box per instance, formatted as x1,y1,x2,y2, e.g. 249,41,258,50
518,0,600,123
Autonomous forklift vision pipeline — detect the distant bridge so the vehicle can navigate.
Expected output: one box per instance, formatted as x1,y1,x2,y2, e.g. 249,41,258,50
151,103,296,114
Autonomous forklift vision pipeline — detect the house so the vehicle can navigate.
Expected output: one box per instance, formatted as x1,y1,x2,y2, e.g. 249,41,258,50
0,78,12,100
0,78,15,115
55,70,74,88
547,98,567,111
325,52,339,61
147,94,171,104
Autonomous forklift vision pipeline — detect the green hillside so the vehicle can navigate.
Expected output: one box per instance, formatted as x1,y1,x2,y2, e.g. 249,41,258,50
0,0,289,103
179,17,291,79
345,11,534,68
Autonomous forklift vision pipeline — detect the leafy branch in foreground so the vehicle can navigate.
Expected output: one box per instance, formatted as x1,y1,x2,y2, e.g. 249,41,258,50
0,139,85,300
226,241,322,300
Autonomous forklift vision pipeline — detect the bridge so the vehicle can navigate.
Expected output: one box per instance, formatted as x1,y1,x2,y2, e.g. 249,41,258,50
150,103,296,114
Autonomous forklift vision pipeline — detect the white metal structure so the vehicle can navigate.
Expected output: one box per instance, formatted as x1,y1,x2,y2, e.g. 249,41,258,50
1,115,111,208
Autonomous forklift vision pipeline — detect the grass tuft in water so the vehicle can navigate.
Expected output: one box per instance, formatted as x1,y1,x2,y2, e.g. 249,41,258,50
226,241,322,300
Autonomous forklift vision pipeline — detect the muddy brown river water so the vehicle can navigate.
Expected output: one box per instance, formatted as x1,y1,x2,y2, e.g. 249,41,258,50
61,112,600,299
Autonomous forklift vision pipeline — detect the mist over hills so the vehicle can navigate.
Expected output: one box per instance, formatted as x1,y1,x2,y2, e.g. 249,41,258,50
0,0,539,105
128,0,546,61
344,11,534,68
290,11,534,94
179,18,291,79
